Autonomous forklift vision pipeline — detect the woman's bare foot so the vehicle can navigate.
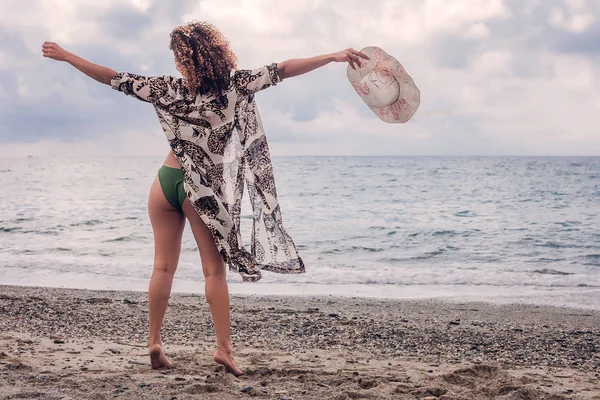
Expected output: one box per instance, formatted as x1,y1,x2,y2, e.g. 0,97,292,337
149,344,173,369
213,348,244,377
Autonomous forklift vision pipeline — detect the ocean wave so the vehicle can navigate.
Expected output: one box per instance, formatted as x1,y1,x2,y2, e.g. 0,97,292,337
454,210,477,217
13,217,34,222
409,229,482,238
0,227,21,233
17,249,37,254
532,269,574,276
37,230,60,236
350,246,384,253
323,246,385,254
1,228,60,236
70,220,103,227
103,236,136,243
580,254,600,266
554,221,582,227
253,279,600,289
433,230,458,236
379,248,448,262
535,241,579,249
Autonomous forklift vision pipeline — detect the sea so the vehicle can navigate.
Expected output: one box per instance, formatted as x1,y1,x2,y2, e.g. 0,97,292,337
1,156,599,309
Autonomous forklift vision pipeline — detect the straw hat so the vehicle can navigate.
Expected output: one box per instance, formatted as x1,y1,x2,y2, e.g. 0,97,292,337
347,46,420,123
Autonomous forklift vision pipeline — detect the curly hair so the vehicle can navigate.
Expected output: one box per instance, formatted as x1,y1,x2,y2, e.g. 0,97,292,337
169,22,237,97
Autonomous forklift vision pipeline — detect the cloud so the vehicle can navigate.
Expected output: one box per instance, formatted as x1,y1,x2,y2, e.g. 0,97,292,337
0,0,598,156
549,7,595,33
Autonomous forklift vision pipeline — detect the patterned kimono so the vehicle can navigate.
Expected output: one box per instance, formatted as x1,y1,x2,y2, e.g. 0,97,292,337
111,64,305,281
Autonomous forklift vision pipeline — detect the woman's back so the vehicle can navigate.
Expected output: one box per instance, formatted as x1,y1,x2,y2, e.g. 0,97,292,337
110,63,281,148
110,62,298,282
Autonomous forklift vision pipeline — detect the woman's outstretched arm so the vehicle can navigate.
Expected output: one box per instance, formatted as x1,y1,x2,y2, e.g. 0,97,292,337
42,42,116,85
277,48,369,80
43,41,171,103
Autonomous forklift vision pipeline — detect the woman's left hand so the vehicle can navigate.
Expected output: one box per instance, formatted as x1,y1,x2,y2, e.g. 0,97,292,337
42,42,71,62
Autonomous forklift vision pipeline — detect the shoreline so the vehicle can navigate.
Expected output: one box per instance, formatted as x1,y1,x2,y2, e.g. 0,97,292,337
3,270,600,311
1,285,599,399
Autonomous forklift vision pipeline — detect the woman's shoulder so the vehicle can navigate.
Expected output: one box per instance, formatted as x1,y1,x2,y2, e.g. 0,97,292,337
154,75,201,102
229,64,280,96
159,75,184,90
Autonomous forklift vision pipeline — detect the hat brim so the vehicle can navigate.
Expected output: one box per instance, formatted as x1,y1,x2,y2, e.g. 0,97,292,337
347,46,420,124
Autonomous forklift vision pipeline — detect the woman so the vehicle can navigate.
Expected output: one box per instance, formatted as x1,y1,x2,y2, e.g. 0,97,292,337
42,21,368,376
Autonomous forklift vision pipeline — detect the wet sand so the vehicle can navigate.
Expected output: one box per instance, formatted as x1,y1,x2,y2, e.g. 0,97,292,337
0,285,599,399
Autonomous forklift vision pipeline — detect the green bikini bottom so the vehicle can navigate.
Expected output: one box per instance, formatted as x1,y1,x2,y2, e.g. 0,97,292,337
157,165,186,211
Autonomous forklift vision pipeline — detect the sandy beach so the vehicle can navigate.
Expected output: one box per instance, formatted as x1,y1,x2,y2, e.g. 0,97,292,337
0,285,599,399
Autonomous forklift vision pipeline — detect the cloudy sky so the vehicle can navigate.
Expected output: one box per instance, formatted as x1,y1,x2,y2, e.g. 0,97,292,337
0,0,598,156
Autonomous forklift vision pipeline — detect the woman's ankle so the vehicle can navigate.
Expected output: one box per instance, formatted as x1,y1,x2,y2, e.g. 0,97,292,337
216,343,232,354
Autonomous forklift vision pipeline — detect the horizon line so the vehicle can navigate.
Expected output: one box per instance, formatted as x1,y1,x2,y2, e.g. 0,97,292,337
1,154,599,158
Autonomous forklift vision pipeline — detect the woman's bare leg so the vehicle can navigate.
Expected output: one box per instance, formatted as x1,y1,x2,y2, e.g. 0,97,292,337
182,199,243,376
147,176,185,368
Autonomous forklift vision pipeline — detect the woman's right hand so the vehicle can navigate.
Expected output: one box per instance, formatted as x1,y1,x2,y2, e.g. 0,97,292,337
277,49,370,80
331,48,370,70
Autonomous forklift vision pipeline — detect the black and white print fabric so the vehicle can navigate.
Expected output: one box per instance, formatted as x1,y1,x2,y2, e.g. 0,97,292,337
111,64,305,281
